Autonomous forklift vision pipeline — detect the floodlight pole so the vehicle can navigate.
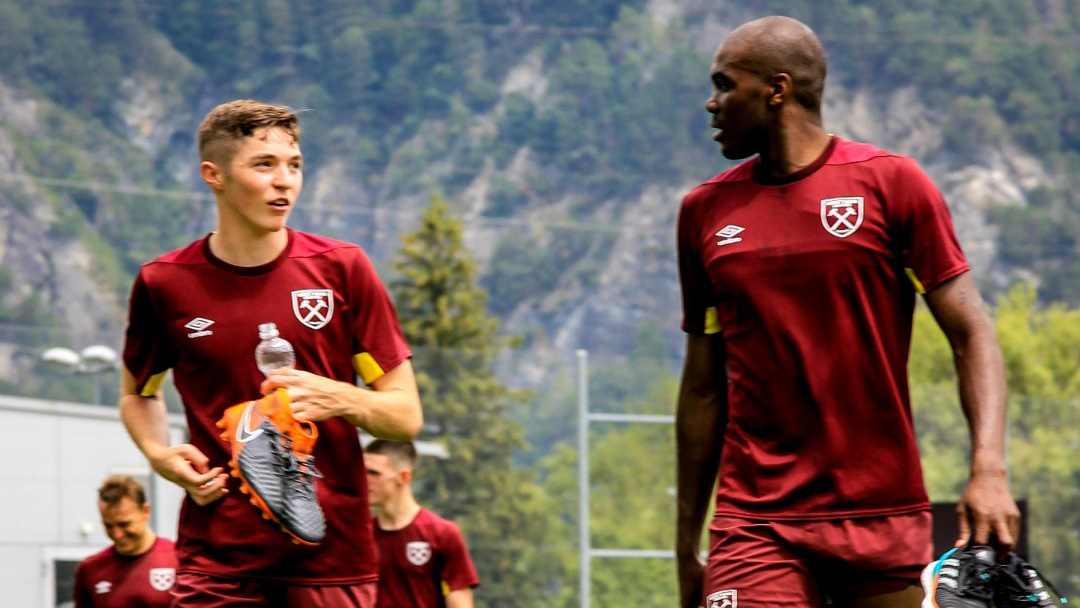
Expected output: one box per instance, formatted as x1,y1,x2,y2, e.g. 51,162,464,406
576,349,591,608
576,349,679,608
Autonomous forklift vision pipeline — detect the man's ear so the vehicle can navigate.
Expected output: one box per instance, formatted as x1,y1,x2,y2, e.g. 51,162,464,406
767,73,793,107
201,160,225,191
400,469,414,484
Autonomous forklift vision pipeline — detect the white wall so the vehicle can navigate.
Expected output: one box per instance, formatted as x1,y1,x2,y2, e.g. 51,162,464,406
0,395,186,607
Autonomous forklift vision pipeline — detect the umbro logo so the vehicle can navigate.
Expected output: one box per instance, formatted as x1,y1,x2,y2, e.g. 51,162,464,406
715,225,744,246
185,317,215,338
94,580,112,594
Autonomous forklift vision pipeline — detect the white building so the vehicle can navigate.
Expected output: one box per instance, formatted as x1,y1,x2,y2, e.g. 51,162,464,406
0,395,185,608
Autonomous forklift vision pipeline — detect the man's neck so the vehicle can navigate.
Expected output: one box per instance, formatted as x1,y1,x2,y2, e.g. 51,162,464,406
208,226,288,267
755,118,831,180
121,532,157,557
376,493,422,531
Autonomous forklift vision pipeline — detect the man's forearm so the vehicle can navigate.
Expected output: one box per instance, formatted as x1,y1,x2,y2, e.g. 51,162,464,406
952,316,1009,475
344,387,422,440
676,402,723,556
926,273,1010,475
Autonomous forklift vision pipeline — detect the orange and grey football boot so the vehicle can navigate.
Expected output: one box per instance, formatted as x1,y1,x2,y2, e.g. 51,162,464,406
216,389,326,545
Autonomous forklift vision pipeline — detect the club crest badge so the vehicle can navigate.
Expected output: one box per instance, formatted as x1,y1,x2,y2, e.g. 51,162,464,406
149,568,175,592
820,196,864,238
406,541,432,566
292,289,334,330
707,589,737,608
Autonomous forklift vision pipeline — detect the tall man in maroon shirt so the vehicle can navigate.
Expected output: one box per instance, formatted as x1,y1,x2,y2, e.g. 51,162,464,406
120,100,423,607
675,16,1019,608
74,475,177,608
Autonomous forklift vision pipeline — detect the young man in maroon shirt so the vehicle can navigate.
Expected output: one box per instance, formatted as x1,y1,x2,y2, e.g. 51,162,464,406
675,16,1019,608
74,475,177,608
120,100,422,607
366,440,479,608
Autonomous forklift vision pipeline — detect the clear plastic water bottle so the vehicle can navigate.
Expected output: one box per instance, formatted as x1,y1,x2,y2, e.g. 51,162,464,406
255,322,295,376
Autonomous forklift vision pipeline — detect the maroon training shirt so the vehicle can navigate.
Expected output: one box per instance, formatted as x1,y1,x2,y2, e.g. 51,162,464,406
678,137,968,520
73,537,177,608
123,229,411,583
373,509,480,608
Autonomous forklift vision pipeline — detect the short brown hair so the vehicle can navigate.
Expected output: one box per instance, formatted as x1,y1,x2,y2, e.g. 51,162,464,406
98,475,147,507
197,99,300,164
366,439,419,470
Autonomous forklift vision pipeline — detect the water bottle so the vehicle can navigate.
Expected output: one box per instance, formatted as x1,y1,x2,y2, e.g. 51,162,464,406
255,322,295,376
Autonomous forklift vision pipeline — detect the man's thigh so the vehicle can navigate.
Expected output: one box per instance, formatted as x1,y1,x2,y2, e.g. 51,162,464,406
706,516,823,607
172,572,376,608
705,512,932,608
283,581,376,608
801,511,931,606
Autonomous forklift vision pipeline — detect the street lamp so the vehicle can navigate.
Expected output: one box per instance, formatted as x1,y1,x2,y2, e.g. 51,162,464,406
41,345,119,404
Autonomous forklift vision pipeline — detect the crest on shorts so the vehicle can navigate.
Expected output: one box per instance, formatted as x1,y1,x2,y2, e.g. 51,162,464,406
707,589,737,608
292,289,334,330
406,541,432,566
820,196,864,238
149,568,175,592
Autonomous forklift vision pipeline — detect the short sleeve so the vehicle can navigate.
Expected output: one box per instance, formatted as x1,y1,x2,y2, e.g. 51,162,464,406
346,248,411,385
438,522,480,592
678,193,720,335
122,270,176,396
891,158,969,293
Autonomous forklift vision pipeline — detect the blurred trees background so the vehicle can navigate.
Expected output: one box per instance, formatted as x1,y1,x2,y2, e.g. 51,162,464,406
2,0,1078,299
0,0,1077,601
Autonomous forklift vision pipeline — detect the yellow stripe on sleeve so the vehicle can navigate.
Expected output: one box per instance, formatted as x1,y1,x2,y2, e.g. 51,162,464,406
704,306,721,335
140,370,169,397
904,268,926,295
353,353,385,385
442,581,451,597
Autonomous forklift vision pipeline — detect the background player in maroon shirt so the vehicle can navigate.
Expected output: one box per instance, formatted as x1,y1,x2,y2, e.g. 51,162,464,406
119,100,422,607
73,475,177,608
366,440,479,608
674,16,1019,608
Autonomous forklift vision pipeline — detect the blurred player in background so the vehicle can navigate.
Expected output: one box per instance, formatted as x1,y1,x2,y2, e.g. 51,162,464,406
366,439,479,608
73,475,176,608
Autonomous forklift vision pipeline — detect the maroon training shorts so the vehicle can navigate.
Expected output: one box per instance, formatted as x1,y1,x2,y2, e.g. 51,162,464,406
704,510,933,607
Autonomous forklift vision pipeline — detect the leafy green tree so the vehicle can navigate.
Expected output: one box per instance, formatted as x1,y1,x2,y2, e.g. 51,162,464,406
390,193,567,607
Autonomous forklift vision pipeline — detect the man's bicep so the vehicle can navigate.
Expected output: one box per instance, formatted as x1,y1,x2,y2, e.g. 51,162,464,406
677,333,728,449
369,359,418,395
680,333,727,397
922,271,992,341
445,587,474,608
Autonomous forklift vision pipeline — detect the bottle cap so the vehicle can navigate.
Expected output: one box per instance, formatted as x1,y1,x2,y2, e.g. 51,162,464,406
258,322,279,339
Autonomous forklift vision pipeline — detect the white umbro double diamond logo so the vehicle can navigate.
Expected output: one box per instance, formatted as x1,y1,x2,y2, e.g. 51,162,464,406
715,225,744,246
185,317,214,338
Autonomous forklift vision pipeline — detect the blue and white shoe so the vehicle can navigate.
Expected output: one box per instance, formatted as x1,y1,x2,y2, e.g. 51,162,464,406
921,546,997,608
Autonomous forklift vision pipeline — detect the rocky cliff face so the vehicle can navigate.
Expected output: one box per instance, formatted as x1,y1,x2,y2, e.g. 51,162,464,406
0,6,1059,390
0,82,123,343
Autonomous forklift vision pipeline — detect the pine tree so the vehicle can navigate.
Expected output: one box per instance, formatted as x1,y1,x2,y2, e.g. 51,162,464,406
390,193,566,607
